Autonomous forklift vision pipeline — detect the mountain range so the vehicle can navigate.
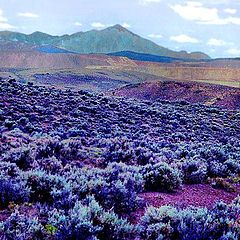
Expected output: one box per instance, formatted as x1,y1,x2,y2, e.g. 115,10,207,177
0,24,210,60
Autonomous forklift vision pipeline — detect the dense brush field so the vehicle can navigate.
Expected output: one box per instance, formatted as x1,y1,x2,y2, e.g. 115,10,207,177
0,78,240,239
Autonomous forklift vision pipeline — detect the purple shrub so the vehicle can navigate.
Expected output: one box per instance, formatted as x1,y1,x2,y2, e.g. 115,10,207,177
182,158,207,183
48,196,134,240
0,211,46,240
139,197,240,240
142,163,182,192
0,174,30,208
0,78,240,239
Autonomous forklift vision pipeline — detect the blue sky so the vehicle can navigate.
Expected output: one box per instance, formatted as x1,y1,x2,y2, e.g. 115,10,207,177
0,0,240,57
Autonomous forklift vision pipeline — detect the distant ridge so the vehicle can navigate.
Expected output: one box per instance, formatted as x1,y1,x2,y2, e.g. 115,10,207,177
37,45,75,54
0,25,210,60
0,41,73,54
108,51,211,63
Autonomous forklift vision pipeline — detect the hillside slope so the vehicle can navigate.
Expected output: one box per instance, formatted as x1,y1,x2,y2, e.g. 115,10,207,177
113,80,240,109
0,52,112,68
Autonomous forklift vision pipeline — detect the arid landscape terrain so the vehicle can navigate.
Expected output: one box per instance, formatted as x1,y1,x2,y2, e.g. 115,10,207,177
0,17,239,240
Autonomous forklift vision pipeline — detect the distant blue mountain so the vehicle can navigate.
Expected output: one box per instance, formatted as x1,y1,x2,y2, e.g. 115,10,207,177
108,51,210,63
37,45,75,54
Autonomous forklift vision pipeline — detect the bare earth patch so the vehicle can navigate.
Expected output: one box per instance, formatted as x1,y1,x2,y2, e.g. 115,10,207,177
130,184,240,223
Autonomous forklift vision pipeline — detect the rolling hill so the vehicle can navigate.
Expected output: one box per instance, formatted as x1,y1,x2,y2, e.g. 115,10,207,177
0,25,210,59
113,80,240,109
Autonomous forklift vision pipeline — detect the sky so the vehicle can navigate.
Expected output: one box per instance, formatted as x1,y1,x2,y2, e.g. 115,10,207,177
0,0,240,58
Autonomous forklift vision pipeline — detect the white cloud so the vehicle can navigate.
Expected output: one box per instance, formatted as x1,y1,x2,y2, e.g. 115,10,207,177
0,9,15,29
18,12,39,18
122,22,131,28
170,2,219,22
91,22,106,29
148,34,163,39
226,48,240,56
0,15,7,22
140,0,161,5
207,38,227,46
170,2,240,25
205,0,232,4
170,34,200,43
0,9,7,22
224,8,237,14
74,22,82,26
0,22,15,29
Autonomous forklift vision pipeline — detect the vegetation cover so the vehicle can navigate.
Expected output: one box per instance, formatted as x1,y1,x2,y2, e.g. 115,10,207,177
0,79,239,239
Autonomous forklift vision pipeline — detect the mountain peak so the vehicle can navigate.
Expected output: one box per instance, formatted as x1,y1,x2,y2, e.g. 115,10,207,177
29,31,53,37
112,24,126,29
107,24,129,32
